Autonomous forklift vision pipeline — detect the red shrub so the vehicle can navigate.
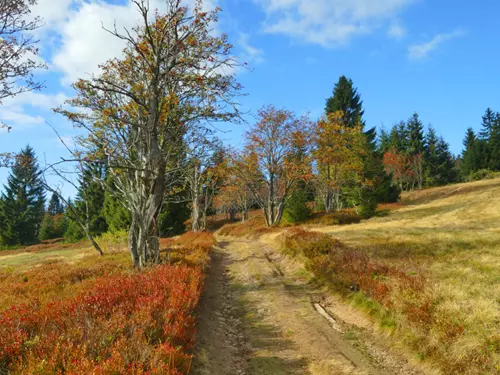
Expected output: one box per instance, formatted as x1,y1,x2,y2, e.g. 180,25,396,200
0,265,203,374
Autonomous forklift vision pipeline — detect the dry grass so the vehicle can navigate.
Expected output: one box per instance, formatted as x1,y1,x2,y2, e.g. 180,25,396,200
312,178,500,374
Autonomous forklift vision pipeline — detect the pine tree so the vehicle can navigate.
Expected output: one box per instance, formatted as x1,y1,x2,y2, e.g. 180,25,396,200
479,108,497,140
325,75,364,128
378,128,390,155
47,193,64,215
424,126,439,186
407,113,425,156
388,122,408,153
435,137,458,185
39,193,67,241
64,162,107,241
283,186,311,223
0,146,45,245
489,116,500,171
461,128,489,176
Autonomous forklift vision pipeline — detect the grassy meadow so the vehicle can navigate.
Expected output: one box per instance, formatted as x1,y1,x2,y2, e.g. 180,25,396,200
310,178,500,374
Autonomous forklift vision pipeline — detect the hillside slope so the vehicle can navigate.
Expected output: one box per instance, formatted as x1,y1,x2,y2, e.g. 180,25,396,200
313,178,500,374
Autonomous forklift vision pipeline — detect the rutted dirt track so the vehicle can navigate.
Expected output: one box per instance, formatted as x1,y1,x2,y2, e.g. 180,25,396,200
192,238,428,375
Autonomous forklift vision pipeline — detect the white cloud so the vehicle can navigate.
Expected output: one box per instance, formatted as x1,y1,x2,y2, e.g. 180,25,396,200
0,109,45,129
388,22,406,39
239,33,265,64
34,0,218,86
255,0,417,47
408,29,465,61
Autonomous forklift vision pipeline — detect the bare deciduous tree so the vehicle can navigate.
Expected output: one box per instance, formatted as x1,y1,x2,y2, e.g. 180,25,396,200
0,0,46,115
235,106,311,227
55,0,242,268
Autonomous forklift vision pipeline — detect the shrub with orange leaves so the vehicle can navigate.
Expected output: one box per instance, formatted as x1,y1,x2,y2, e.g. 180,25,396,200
0,264,202,374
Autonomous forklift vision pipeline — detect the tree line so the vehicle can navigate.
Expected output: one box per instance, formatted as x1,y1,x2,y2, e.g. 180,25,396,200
0,0,496,267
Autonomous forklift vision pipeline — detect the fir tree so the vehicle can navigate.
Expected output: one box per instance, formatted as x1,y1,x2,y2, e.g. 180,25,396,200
489,116,500,171
0,146,45,245
325,75,364,128
424,126,439,186
47,193,64,215
479,108,498,140
435,137,458,185
378,128,390,155
64,162,107,241
407,113,425,156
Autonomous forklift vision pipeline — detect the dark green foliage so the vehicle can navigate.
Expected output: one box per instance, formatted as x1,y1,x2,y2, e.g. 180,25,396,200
284,185,311,223
0,146,45,245
39,193,67,241
47,193,64,215
357,187,378,219
64,162,107,242
424,126,439,186
378,128,390,155
479,108,498,140
388,121,408,153
407,113,425,156
325,75,364,128
39,212,67,241
103,190,131,233
488,114,500,171
468,169,498,181
435,137,458,185
158,200,190,237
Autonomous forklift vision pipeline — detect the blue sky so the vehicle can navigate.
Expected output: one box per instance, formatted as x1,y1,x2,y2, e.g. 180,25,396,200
1,0,500,196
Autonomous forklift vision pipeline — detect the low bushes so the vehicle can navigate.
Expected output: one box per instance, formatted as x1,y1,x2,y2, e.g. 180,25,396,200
0,231,217,374
280,228,425,307
0,265,201,374
218,216,278,238
306,210,362,226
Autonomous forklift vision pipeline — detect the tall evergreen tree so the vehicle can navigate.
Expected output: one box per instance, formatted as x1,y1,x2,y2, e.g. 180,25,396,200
407,113,425,156
378,128,390,155
461,128,489,175
47,193,64,215
0,146,45,245
479,108,498,140
325,75,364,128
489,116,500,171
435,137,458,185
424,126,439,186
64,162,107,241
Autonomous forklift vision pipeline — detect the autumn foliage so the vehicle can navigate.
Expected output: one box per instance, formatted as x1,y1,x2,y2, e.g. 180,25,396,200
0,232,216,374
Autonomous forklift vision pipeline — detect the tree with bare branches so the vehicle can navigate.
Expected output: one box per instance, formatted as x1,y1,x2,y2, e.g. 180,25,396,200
235,106,311,227
0,0,45,112
55,0,242,268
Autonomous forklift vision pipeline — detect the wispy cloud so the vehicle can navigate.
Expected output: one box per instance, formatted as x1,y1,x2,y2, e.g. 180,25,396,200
255,0,417,47
239,33,265,65
388,22,406,39
408,29,465,61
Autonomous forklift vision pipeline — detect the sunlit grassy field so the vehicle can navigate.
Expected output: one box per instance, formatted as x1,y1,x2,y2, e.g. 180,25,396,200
314,178,500,374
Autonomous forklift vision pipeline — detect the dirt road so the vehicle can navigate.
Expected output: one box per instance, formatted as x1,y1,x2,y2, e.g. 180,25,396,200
192,238,428,375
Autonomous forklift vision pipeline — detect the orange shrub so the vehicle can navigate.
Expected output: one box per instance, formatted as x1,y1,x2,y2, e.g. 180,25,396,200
0,264,202,374
281,228,426,309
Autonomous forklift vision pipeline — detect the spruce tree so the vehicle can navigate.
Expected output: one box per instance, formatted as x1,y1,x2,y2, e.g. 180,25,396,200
479,108,497,140
47,193,64,215
325,75,364,128
64,162,107,241
407,113,425,156
378,128,390,155
424,126,439,186
435,137,458,185
489,116,500,171
0,146,45,245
